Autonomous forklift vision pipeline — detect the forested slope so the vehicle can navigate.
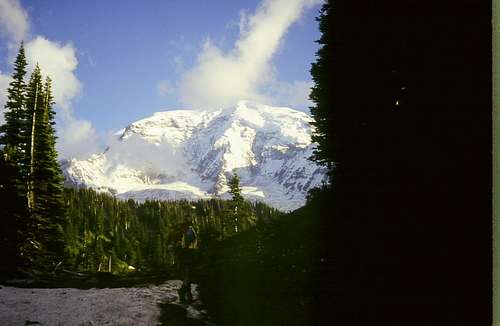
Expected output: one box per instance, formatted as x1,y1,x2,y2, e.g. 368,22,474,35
63,188,283,274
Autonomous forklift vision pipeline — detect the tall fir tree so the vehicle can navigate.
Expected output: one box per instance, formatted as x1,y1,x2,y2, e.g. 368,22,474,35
0,42,29,271
227,172,255,234
228,173,244,204
20,65,67,271
33,76,67,268
18,64,46,267
25,64,45,210
309,1,333,182
305,0,491,323
1,42,29,170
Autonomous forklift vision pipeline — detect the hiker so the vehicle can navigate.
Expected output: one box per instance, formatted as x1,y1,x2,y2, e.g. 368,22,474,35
177,222,197,303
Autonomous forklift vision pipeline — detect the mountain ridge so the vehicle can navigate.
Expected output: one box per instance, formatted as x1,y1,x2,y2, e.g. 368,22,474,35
62,100,327,211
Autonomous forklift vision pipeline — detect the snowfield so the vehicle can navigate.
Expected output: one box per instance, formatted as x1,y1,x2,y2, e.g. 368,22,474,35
0,280,209,325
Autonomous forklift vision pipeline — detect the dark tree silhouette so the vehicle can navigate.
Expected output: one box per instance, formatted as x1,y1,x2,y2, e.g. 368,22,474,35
309,0,491,324
0,43,29,272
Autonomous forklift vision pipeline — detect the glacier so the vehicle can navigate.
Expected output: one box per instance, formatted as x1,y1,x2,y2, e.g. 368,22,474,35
62,100,327,211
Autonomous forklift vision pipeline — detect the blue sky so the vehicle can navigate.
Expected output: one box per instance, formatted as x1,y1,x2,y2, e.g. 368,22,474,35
0,0,322,158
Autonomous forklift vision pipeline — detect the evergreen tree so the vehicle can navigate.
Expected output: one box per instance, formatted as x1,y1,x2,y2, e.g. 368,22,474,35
227,172,255,234
33,76,67,268
309,1,333,182
17,64,45,267
0,43,29,271
25,64,45,210
228,173,244,204
227,173,243,234
0,42,29,172
305,0,491,323
21,66,67,271
61,187,280,273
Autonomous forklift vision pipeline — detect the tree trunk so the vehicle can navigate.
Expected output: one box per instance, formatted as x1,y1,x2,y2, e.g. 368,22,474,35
27,83,38,209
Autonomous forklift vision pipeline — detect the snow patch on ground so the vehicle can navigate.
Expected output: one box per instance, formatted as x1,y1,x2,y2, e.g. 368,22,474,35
0,280,209,325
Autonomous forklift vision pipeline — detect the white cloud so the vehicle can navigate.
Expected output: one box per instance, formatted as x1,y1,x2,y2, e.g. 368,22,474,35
156,80,174,96
0,1,101,159
25,36,82,111
237,9,249,34
178,0,320,110
172,56,184,74
56,112,101,159
24,36,101,158
0,0,29,43
105,134,187,177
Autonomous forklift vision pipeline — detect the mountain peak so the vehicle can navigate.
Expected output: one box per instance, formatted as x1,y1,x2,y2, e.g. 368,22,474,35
63,102,327,211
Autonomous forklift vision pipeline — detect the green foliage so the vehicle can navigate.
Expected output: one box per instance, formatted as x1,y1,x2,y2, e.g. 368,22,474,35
309,1,334,183
23,68,67,271
0,43,67,273
225,172,256,236
197,203,320,326
0,43,30,272
62,188,283,274
228,173,243,204
0,42,29,175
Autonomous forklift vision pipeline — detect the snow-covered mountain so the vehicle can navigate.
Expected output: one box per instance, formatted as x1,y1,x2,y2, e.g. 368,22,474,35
62,100,327,211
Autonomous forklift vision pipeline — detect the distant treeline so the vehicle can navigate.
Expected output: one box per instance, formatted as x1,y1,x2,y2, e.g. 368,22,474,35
63,187,283,273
